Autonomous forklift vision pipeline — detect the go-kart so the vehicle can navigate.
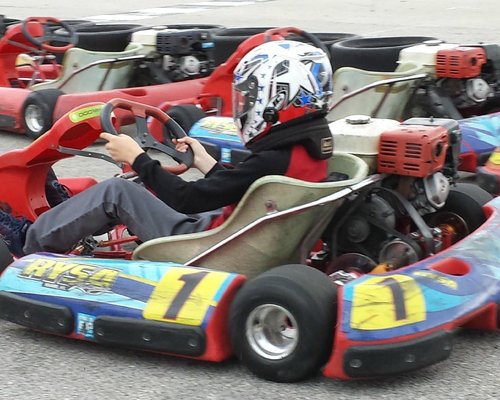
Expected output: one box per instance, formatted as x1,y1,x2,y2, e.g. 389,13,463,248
0,16,222,139
0,98,499,383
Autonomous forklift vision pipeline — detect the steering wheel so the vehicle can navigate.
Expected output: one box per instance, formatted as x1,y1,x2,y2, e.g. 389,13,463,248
263,27,332,60
21,17,77,53
100,99,194,175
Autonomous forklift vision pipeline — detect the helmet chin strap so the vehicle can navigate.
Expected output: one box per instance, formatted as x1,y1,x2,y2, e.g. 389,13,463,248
246,115,332,160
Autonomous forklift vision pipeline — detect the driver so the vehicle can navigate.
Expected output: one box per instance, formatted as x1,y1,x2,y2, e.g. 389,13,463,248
0,39,334,257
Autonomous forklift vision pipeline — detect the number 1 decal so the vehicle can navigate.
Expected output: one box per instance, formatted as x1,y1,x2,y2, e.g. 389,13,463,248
143,267,231,326
379,277,407,321
163,271,208,320
350,274,426,330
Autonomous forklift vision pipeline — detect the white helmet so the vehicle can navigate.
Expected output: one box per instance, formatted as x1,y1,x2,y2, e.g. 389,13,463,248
232,39,333,145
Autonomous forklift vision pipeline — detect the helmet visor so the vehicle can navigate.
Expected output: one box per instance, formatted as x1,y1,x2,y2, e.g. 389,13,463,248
233,86,248,120
233,75,258,128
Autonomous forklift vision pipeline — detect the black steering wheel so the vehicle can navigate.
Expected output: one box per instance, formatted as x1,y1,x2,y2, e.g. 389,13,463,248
21,17,77,53
100,98,194,174
263,26,331,60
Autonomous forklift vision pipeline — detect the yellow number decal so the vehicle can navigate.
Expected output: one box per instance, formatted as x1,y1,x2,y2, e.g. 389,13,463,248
143,267,229,326
350,274,426,330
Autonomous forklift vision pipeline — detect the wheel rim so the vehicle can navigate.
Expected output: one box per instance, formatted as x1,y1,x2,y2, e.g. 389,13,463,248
24,104,44,133
245,304,298,360
427,211,469,243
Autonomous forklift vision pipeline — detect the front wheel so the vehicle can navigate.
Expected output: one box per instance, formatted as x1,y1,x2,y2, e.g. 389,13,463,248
22,89,63,139
229,264,338,382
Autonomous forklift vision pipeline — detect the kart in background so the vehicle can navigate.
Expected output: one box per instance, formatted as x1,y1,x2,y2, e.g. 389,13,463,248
328,39,500,171
0,96,499,382
0,16,222,139
0,21,359,139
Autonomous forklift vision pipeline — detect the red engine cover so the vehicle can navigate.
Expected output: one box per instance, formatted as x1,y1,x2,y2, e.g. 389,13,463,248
436,46,487,78
378,125,449,177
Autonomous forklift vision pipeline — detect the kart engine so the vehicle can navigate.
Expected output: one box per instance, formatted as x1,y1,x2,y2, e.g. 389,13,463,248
327,116,460,271
399,42,500,117
129,27,216,85
436,45,500,114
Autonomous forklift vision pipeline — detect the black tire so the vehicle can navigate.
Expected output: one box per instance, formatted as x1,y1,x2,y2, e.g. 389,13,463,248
72,24,144,52
160,23,225,32
22,89,64,140
289,32,360,60
51,20,96,62
0,17,20,36
0,238,13,275
229,264,338,382
213,27,274,66
166,105,206,133
53,19,95,34
330,36,437,72
442,183,492,231
426,183,492,240
3,17,21,26
213,27,358,66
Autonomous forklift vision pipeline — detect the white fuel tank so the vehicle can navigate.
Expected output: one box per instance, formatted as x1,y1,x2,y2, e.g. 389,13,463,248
329,115,400,172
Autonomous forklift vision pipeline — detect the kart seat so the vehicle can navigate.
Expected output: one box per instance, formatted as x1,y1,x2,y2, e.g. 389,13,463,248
132,152,370,277
29,43,144,93
328,61,425,121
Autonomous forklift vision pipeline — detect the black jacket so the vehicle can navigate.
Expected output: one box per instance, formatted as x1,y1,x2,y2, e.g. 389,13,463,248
132,117,332,215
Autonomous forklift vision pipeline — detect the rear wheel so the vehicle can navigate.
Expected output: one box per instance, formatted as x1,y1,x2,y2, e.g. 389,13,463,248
330,36,437,72
212,27,274,66
22,89,63,139
229,264,338,382
426,183,492,242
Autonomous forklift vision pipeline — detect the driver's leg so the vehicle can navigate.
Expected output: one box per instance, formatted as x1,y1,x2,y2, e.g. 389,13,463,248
24,178,217,254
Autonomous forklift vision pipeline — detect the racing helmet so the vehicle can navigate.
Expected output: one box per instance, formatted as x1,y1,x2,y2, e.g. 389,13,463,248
232,39,333,145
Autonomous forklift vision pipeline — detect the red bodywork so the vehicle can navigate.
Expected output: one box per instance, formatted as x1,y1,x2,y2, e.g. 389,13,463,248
0,103,104,220
0,19,62,89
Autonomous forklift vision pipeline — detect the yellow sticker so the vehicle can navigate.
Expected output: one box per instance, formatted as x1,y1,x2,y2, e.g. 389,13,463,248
350,274,426,330
68,104,103,123
21,258,119,293
489,151,500,165
200,117,239,136
143,267,230,326
413,270,457,289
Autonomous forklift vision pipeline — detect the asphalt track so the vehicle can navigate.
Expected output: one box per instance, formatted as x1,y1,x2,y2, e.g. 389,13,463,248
1,1,500,399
